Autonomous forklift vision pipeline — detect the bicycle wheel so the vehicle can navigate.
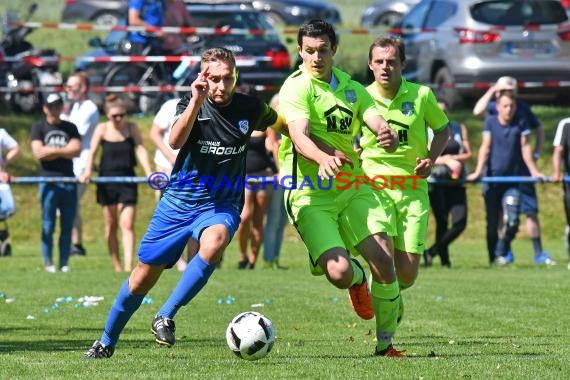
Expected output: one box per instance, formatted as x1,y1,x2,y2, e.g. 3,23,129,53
103,63,165,114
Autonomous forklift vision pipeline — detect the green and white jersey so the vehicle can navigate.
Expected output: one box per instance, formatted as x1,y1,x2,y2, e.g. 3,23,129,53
278,65,380,187
360,78,448,176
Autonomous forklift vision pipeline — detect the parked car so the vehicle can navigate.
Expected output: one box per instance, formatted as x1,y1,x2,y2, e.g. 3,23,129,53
76,3,291,111
392,0,570,109
243,0,341,25
61,0,340,26
361,0,420,28
61,0,127,26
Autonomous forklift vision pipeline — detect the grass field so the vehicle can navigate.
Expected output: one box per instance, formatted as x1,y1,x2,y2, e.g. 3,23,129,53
1,0,570,378
2,240,570,379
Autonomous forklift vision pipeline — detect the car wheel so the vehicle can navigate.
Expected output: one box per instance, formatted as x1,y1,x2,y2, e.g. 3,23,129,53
92,11,121,26
375,11,403,27
265,12,286,26
433,66,462,110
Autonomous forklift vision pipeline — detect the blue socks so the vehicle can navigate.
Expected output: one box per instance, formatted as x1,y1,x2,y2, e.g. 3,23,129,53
101,279,145,347
532,237,543,257
158,254,215,319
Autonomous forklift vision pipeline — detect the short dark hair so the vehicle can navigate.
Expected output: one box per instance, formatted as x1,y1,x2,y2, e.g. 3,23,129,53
201,47,236,71
368,37,406,63
297,19,338,48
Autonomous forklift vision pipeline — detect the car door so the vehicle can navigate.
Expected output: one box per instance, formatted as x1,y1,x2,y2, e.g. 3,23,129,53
398,0,431,82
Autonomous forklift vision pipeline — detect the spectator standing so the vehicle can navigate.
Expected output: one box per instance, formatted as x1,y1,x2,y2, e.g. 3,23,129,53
0,128,20,183
262,93,288,269
149,97,191,271
424,101,472,268
473,76,552,265
552,117,570,270
0,128,20,219
467,91,545,265
360,37,450,327
81,95,153,272
236,127,278,269
30,93,81,273
61,72,100,257
279,20,403,357
84,48,283,359
128,0,166,54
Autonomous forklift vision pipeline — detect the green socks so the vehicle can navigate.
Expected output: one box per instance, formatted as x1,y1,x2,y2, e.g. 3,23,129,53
371,280,400,352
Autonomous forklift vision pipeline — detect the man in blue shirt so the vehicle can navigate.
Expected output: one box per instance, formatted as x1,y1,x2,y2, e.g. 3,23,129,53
128,0,166,54
85,47,283,358
472,76,552,265
468,91,544,265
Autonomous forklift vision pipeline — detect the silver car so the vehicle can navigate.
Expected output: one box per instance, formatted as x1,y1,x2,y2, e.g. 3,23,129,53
394,0,570,108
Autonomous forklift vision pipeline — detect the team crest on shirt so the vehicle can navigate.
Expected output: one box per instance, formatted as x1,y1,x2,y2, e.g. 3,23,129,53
401,102,415,116
345,89,356,104
238,120,249,134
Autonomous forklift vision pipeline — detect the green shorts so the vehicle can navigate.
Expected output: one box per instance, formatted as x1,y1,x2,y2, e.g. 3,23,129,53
285,185,395,275
377,179,429,255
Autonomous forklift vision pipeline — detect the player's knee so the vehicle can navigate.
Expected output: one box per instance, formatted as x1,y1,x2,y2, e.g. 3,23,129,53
323,260,352,289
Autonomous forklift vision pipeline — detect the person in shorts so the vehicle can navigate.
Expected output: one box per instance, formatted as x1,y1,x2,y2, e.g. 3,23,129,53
279,20,404,357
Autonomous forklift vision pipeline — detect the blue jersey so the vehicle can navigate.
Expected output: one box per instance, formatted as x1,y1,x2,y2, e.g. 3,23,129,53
163,93,278,212
483,114,531,177
129,0,166,44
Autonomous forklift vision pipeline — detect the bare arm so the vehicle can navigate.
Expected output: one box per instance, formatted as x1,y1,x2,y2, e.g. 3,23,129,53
534,125,544,159
131,124,153,177
467,132,491,181
31,138,80,161
416,125,450,178
365,115,399,153
80,123,105,182
169,69,209,149
472,86,496,116
552,145,564,182
4,145,20,167
521,134,544,179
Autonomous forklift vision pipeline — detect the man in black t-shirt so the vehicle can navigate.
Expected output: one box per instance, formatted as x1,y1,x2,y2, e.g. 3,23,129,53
30,93,81,273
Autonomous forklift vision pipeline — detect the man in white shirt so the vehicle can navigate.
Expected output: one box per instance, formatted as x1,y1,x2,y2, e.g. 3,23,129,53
61,72,100,256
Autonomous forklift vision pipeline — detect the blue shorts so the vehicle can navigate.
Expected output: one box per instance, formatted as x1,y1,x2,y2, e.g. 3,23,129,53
138,198,240,268
519,183,538,215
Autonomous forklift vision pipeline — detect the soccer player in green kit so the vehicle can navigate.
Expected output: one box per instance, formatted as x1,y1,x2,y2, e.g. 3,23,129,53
360,37,450,323
279,19,405,357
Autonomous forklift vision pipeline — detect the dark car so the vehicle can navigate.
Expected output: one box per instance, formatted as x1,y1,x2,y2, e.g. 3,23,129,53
243,0,341,25
76,3,291,112
61,0,340,26
61,0,127,26
394,0,570,108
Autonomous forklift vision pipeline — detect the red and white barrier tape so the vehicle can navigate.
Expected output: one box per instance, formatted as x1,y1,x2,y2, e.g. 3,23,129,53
0,55,268,65
1,81,569,94
0,84,281,93
10,21,569,35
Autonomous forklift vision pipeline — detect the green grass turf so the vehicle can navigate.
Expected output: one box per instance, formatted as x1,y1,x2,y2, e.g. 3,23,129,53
1,239,569,379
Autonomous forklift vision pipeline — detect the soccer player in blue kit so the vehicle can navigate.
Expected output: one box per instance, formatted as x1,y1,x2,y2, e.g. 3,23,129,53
85,47,283,358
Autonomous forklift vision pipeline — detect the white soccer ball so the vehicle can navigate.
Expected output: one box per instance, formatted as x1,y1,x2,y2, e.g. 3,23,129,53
225,311,275,361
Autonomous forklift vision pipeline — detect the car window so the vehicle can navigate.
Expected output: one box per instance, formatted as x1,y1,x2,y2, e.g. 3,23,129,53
401,0,432,29
470,0,568,25
424,1,457,28
191,11,280,43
